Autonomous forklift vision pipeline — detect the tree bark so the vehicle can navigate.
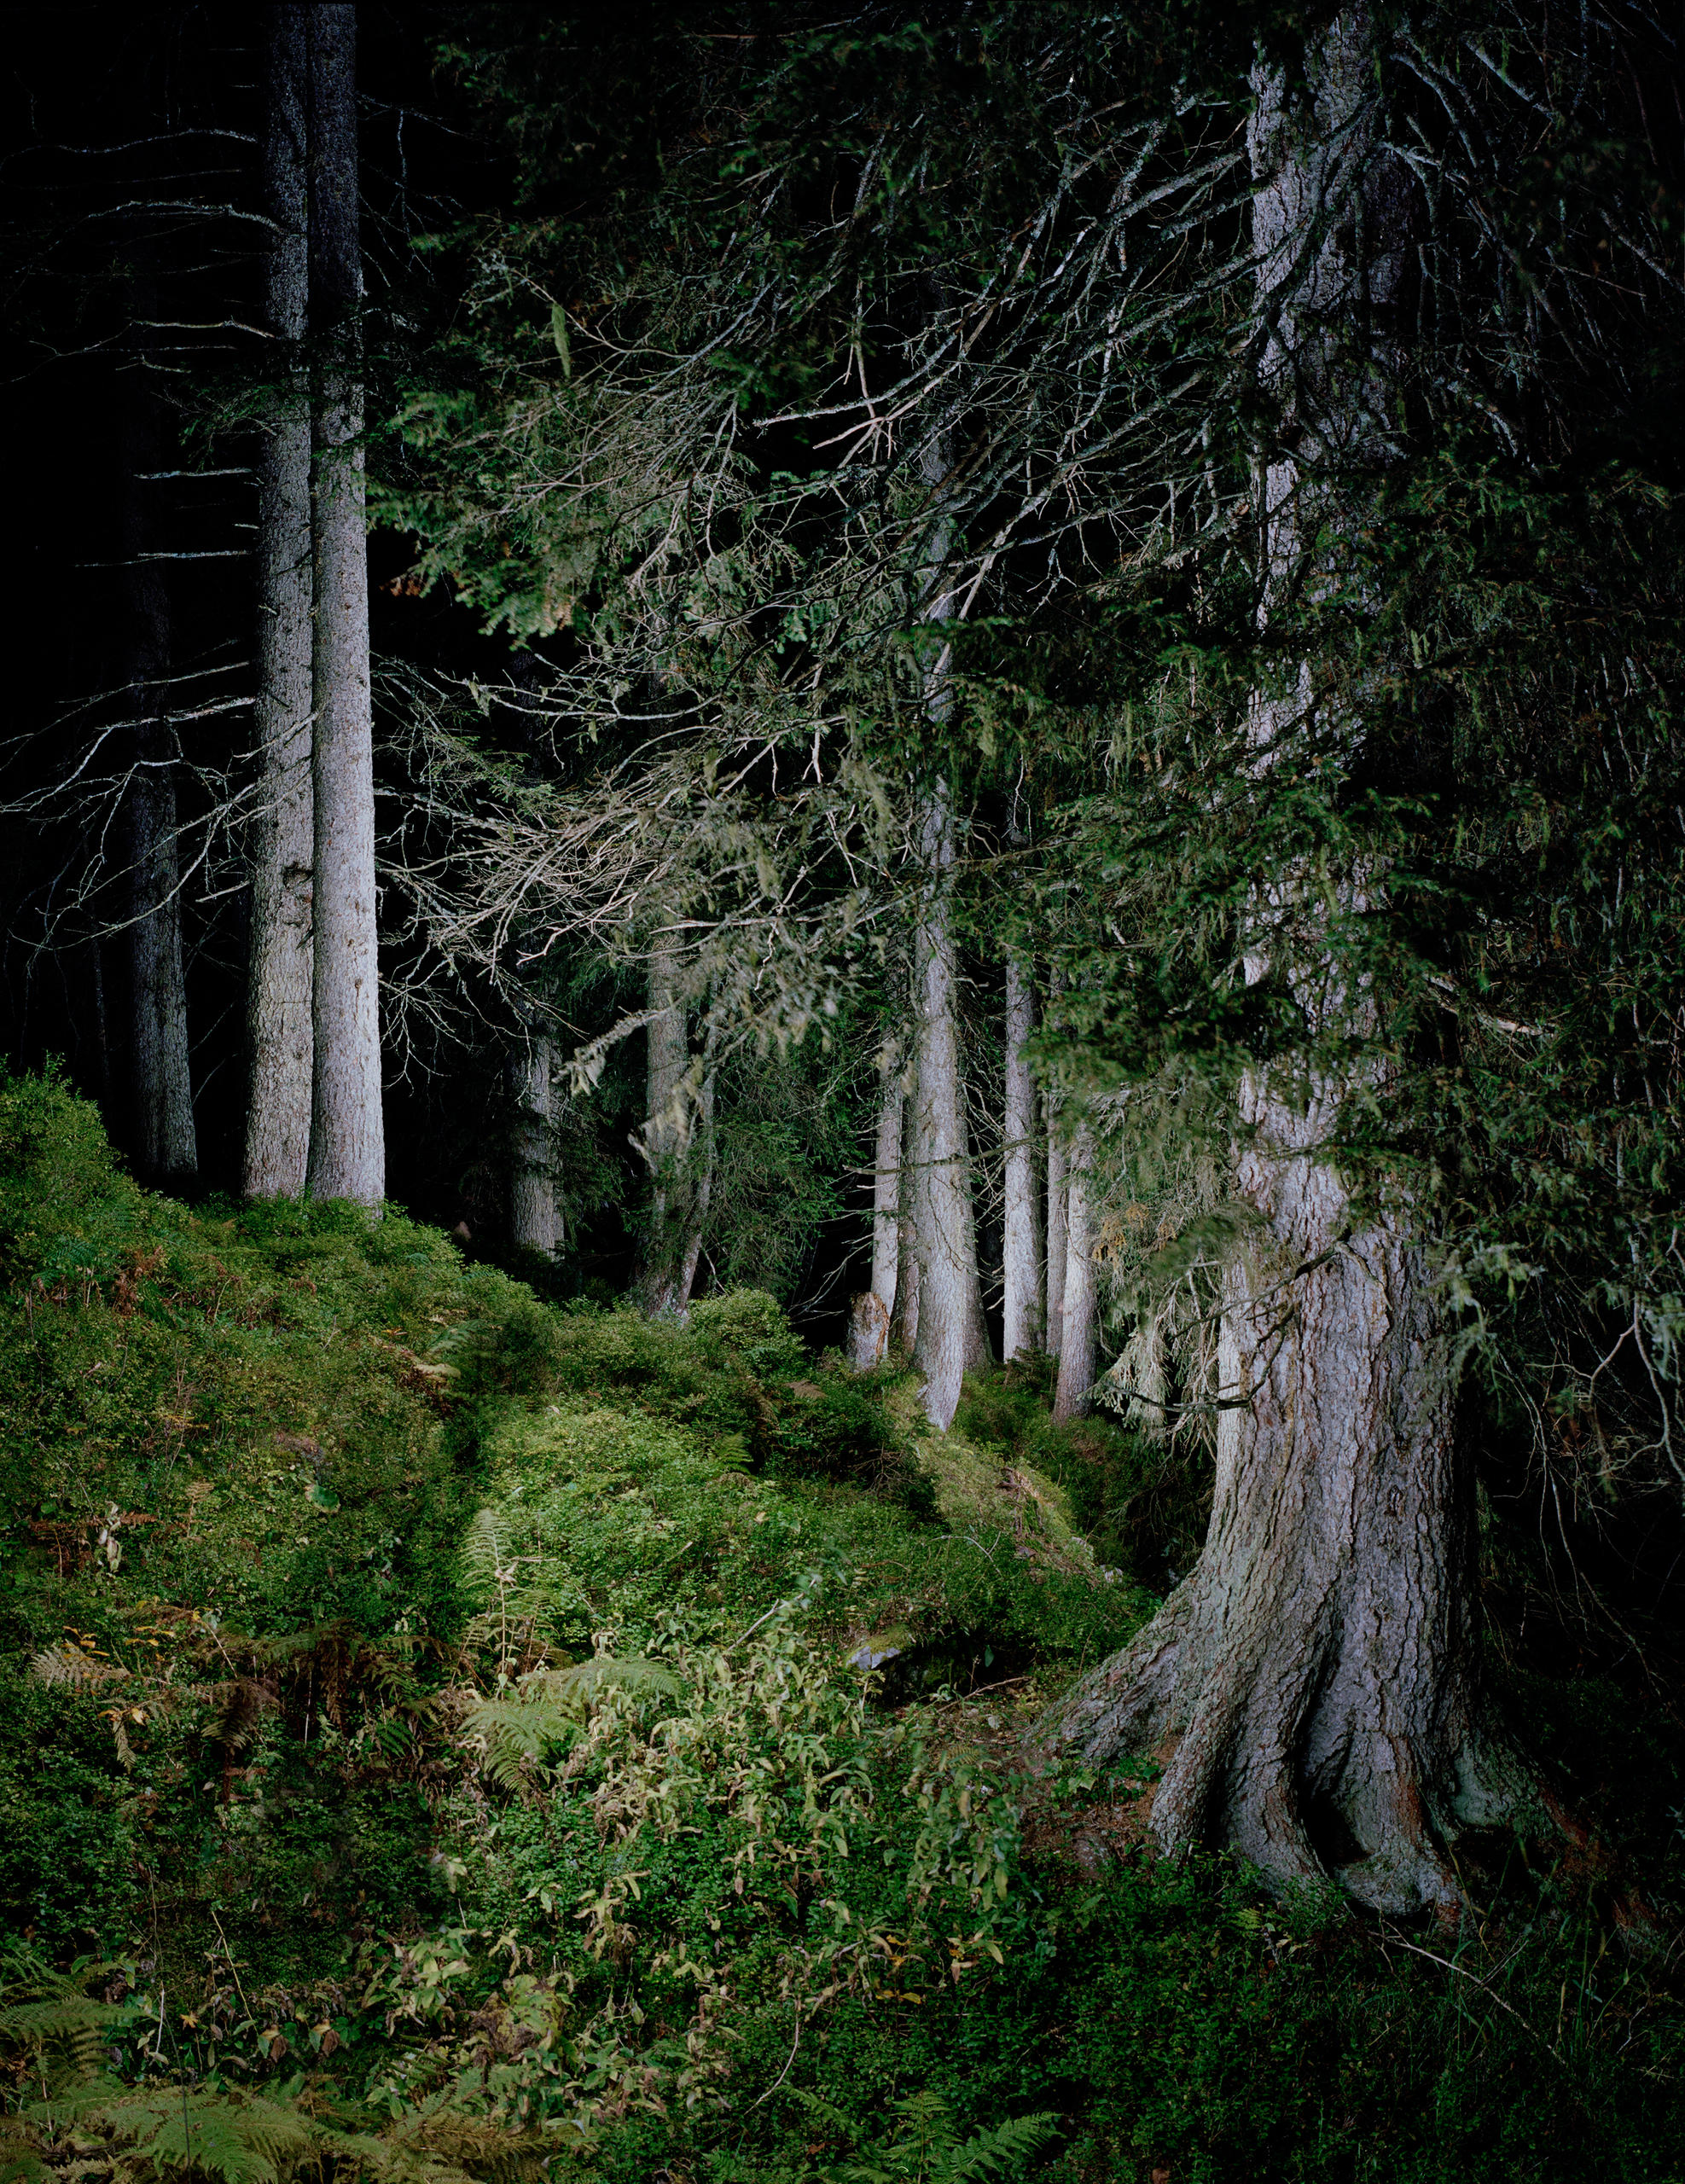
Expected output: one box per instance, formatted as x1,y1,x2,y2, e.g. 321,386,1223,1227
304,3,383,1205
1032,11,1528,1913
675,1060,716,1314
1002,956,1042,1358
891,1079,922,1357
243,1,314,1199
118,336,197,1189
909,785,991,1429
1052,1124,1095,1420
869,1043,904,1323
640,928,690,1316
852,1043,904,1369
1045,1096,1067,1362
509,1032,561,1255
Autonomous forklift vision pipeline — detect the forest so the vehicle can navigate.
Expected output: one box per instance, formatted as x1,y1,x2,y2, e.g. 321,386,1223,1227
2,2,1684,2178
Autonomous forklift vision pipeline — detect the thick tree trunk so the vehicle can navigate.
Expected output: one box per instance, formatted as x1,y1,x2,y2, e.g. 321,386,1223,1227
1051,1124,1095,1420
304,3,383,1205
243,1,313,1199
119,345,197,1188
909,786,991,1429
1002,957,1042,1358
1045,1100,1067,1362
1032,11,1529,1912
640,930,690,1316
509,1033,561,1255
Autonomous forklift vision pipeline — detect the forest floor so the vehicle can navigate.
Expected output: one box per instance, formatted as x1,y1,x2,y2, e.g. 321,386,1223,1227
3,1067,1684,2184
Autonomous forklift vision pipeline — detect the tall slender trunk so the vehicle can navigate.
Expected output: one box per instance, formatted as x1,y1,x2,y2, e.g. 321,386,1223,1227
305,3,383,1205
1002,957,1041,1358
1052,1124,1095,1420
851,1043,904,1369
675,1060,716,1314
891,1081,922,1357
243,1,314,1199
641,928,689,1316
509,1032,560,1255
1045,1098,1067,1361
1033,12,1528,1914
909,786,991,1429
119,342,197,1188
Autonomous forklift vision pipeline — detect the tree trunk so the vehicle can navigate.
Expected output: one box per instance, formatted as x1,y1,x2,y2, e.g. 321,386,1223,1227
675,1060,715,1314
509,1032,561,1255
909,785,991,1429
852,1044,904,1369
118,339,197,1189
1051,1124,1095,1420
1032,11,1529,1913
304,3,383,1206
640,928,690,1316
243,1,313,1199
1045,1098,1067,1362
1002,957,1041,1358
891,1078,922,1357
869,1043,903,1322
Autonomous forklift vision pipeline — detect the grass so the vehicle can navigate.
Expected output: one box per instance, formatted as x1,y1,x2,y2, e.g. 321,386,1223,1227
2,1066,1682,2184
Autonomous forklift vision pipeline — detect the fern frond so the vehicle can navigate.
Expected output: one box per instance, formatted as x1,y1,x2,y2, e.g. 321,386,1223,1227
942,2109,1062,2182
462,1658,679,1787
30,1644,130,1691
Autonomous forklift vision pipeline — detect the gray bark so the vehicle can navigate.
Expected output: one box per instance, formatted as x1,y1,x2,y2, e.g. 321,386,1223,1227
509,1034,561,1255
675,1060,716,1315
119,340,197,1188
890,1079,922,1357
1052,1125,1095,1420
304,3,384,1205
640,929,691,1316
243,2,314,1199
909,786,991,1429
852,1044,904,1369
1002,958,1042,1358
1045,1097,1068,1362
1032,11,1525,1912
869,1043,904,1322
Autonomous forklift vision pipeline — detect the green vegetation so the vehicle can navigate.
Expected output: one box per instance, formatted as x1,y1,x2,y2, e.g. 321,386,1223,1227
3,1071,1682,2183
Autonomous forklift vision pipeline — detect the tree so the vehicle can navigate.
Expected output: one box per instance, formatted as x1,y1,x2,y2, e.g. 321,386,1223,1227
1051,1121,1095,1421
305,3,383,1206
118,326,197,1190
1002,946,1042,1359
242,1,314,1199
1034,10,1520,1910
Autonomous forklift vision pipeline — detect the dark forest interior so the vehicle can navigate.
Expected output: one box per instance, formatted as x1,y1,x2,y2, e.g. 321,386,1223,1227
3,6,1685,2181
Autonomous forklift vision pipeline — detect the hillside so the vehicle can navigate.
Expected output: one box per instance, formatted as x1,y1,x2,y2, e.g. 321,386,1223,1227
2,1070,1682,2184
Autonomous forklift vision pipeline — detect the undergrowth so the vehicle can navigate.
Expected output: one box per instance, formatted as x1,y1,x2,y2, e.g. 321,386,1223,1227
2,1068,1682,2183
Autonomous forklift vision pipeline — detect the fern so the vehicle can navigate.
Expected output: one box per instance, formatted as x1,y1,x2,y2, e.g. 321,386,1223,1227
788,2089,1061,2184
462,1658,681,1788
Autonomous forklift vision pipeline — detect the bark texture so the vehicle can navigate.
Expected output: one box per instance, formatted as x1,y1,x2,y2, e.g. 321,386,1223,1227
869,1044,904,1324
119,342,197,1188
1051,1124,1095,1420
509,1034,561,1256
1002,957,1042,1358
852,1046,904,1370
1045,1100,1068,1361
305,3,384,1205
243,1,314,1199
640,932,698,1316
909,787,991,1429
1032,11,1526,1912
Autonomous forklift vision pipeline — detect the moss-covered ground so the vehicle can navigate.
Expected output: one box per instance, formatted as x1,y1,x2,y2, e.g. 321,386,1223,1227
2,1070,1682,2184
